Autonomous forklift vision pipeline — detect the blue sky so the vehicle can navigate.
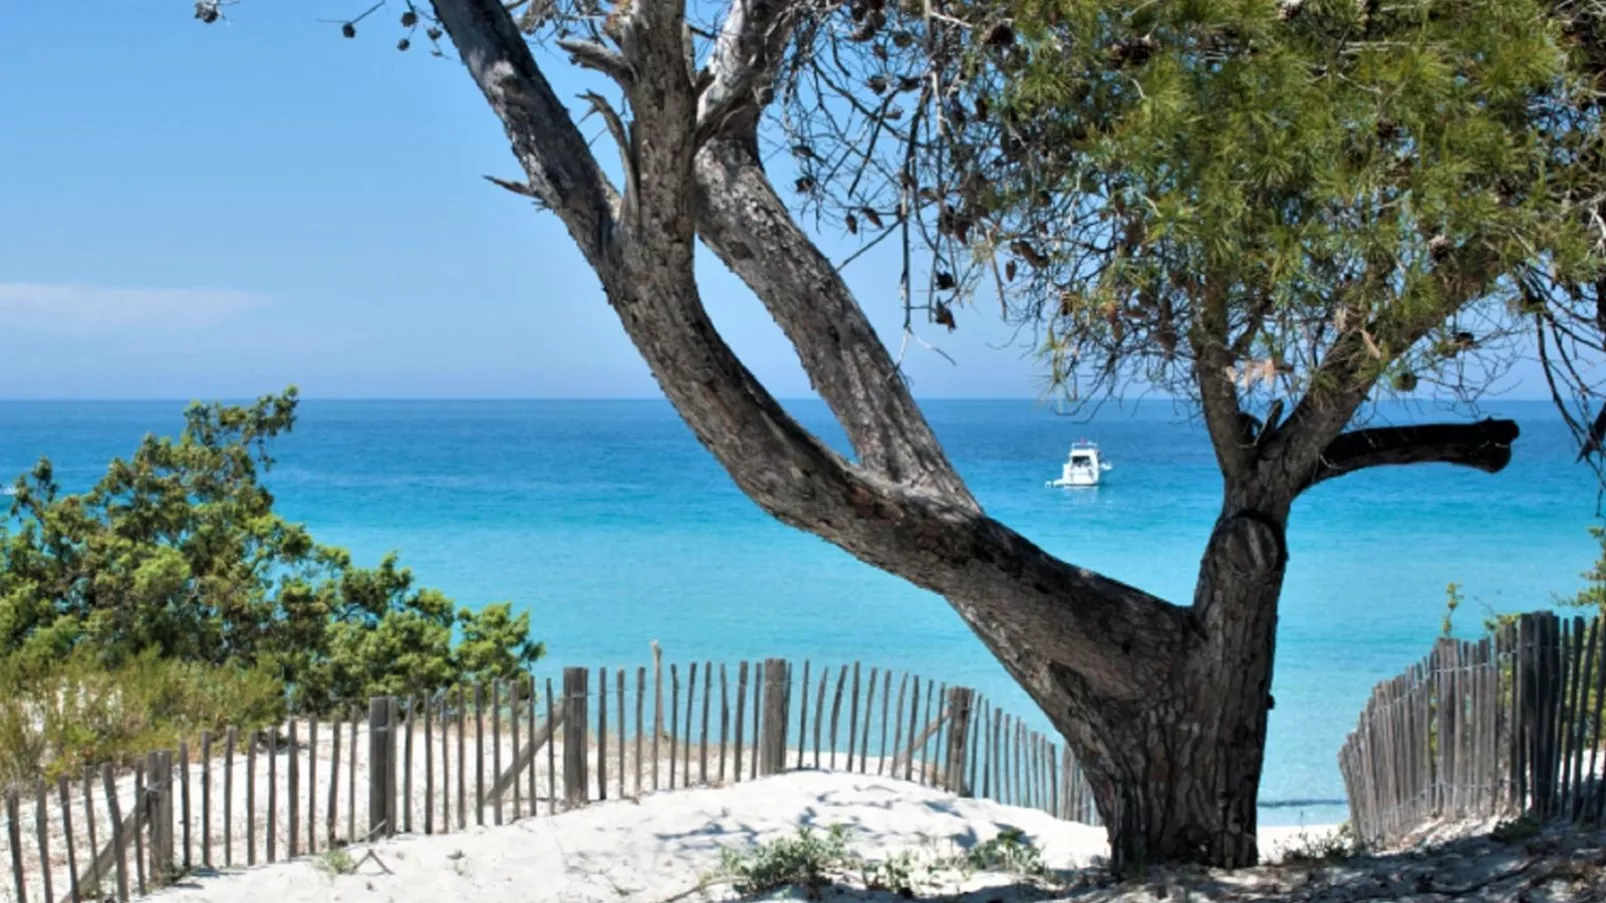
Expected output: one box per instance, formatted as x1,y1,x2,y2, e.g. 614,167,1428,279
0,1,1555,401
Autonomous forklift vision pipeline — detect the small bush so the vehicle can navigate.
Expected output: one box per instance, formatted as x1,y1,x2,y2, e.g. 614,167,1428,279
314,847,358,878
1491,813,1542,843
1277,823,1365,865
863,850,924,898
964,826,1047,876
714,825,856,898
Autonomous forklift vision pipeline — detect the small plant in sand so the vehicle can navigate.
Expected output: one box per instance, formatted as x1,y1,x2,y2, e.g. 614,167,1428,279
1277,823,1365,865
862,850,925,898
713,824,856,898
963,826,1048,877
314,847,359,878
1491,813,1542,843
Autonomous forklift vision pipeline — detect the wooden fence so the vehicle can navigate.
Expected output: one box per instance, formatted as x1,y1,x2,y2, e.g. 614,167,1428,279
1339,610,1606,848
3,652,1098,903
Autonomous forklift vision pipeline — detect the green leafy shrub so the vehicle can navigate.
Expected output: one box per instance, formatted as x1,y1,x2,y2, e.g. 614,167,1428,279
1491,813,1542,843
1276,823,1365,865
714,825,856,897
0,388,545,782
863,849,923,898
964,826,1048,876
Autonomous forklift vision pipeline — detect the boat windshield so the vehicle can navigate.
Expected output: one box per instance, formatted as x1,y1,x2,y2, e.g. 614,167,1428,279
1070,454,1093,466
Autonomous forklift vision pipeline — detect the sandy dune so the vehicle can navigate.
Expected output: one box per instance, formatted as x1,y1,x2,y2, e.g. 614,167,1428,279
141,771,1333,903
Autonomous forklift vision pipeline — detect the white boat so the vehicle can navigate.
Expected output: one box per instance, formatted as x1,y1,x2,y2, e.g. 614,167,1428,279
1047,440,1112,488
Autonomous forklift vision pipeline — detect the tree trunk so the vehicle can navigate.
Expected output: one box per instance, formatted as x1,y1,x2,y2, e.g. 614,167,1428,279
1007,507,1287,873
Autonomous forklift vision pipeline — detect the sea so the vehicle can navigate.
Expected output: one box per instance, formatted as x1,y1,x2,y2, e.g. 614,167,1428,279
0,398,1598,828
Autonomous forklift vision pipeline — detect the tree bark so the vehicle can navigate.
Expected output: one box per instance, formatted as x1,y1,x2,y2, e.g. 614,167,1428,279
987,506,1284,872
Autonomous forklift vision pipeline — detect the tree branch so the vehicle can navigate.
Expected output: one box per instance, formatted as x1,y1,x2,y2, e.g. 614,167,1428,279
1298,418,1520,492
694,0,802,146
692,0,972,500
1267,245,1507,498
559,38,635,91
431,0,618,262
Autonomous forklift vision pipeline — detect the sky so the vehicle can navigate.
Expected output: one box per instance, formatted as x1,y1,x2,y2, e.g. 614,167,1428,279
0,1,1560,401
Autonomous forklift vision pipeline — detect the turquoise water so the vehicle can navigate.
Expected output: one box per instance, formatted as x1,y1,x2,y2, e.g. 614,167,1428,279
0,398,1597,827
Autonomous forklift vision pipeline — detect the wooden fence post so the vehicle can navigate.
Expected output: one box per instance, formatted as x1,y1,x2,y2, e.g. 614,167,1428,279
563,667,590,809
6,788,25,903
153,750,175,881
369,697,395,839
761,659,788,775
945,687,974,795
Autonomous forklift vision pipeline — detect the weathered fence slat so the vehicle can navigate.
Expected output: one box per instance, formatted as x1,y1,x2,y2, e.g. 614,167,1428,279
7,788,25,903
55,775,78,903
244,731,256,866
1587,622,1606,821
700,661,712,786
178,740,192,870
288,720,300,859
223,727,236,867
563,668,589,809
102,764,130,903
652,643,663,793
683,663,695,789
402,700,414,835
307,718,317,855
619,670,629,800
455,687,467,830
751,661,763,782
599,668,609,803
718,663,730,784
879,671,893,776
510,681,522,818
670,663,681,791
474,685,487,827
890,675,907,780
826,665,845,771
734,662,748,782
847,663,861,775
813,669,827,770
860,667,879,774
35,779,54,903
491,685,504,824
795,660,810,772
368,700,391,839
347,708,359,841
328,713,344,847
546,677,557,815
425,696,435,835
132,759,146,894
267,727,279,860
762,659,789,775
636,667,647,796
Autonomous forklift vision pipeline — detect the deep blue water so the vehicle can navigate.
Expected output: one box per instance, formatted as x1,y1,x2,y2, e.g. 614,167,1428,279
1,398,1598,827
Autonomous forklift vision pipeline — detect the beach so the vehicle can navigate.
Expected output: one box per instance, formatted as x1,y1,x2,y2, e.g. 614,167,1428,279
144,771,1337,903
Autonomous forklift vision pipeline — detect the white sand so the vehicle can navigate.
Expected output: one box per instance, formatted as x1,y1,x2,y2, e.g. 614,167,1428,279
123,771,1332,903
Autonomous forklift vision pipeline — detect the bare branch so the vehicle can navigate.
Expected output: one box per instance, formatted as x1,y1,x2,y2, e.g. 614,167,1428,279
695,0,806,145
482,173,544,203
1299,418,1520,493
559,38,635,90
432,0,618,261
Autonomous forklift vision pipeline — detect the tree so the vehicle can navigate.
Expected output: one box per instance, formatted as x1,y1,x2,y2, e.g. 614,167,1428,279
0,388,545,712
190,0,1604,869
